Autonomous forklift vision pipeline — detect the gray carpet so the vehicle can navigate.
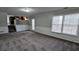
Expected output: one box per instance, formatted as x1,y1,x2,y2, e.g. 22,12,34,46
0,31,79,51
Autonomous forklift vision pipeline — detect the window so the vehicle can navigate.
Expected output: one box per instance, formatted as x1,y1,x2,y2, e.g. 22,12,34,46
32,18,35,30
52,16,63,33
52,14,79,36
63,14,79,35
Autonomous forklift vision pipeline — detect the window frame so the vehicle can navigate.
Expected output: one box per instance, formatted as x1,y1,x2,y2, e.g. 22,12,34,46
51,13,79,36
51,15,63,33
62,14,79,35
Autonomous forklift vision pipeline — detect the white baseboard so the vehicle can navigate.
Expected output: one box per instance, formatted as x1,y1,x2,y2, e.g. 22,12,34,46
34,26,79,43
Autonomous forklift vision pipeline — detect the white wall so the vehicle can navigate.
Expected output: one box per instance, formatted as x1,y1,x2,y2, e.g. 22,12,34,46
29,8,79,43
0,12,8,34
0,26,8,34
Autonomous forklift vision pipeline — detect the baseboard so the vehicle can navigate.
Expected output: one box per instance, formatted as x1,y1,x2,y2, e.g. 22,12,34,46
31,30,79,45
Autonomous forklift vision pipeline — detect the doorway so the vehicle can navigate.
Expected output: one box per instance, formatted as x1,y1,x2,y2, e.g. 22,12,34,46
8,16,16,33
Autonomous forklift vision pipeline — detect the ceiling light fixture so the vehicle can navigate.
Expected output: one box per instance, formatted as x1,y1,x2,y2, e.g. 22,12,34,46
20,8,34,12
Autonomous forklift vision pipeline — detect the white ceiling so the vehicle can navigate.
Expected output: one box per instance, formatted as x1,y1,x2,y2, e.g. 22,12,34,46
0,7,70,16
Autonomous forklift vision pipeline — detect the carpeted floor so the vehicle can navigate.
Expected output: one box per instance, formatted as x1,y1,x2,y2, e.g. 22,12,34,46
0,31,79,51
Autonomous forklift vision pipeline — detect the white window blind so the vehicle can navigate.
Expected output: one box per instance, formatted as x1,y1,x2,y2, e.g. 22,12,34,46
63,14,79,35
52,16,63,33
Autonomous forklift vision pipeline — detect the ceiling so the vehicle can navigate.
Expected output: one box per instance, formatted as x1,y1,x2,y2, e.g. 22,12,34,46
0,7,76,16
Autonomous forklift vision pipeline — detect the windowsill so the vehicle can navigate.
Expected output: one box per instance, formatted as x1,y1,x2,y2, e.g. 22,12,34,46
51,31,78,37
